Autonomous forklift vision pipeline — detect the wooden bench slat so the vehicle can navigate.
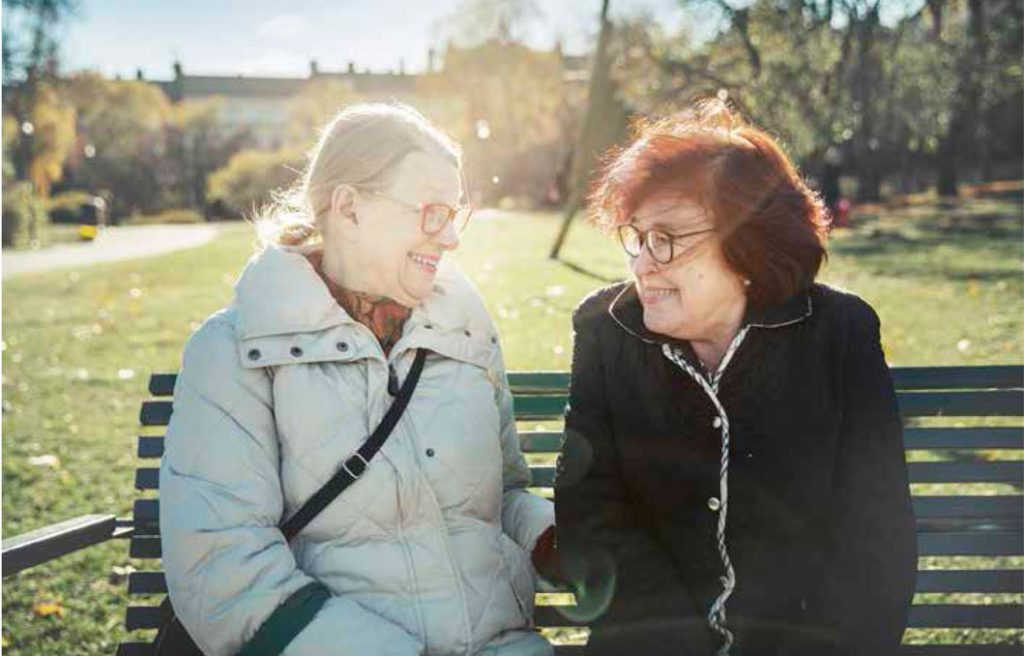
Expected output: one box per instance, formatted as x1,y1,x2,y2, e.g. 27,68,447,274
115,643,155,656
918,531,1024,556
125,605,162,630
904,427,1024,450
916,569,1024,593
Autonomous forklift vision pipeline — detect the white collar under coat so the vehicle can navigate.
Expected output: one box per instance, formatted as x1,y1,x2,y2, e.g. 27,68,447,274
230,245,498,370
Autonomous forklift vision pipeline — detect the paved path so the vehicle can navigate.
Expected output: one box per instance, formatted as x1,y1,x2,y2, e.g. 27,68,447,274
2,224,220,279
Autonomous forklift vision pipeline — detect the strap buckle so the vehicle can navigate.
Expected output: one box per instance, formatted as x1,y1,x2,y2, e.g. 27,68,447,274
341,452,369,479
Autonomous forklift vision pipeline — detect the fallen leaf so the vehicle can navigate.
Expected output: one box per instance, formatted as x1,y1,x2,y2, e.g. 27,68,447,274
33,600,66,618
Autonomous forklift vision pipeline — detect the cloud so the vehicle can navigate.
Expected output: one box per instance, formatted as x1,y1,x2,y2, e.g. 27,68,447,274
257,14,309,40
238,48,309,76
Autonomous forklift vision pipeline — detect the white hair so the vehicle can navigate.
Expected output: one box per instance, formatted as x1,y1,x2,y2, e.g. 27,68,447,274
254,102,461,248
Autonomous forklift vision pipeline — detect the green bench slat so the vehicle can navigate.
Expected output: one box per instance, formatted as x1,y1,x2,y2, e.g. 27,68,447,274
918,531,1024,556
906,604,1024,628
130,536,161,559
508,371,571,393
898,391,1023,418
907,461,1024,484
915,569,1024,593
140,389,1023,427
890,366,1024,391
127,571,166,594
125,605,162,630
137,436,164,459
135,432,568,461
147,461,1024,490
148,373,176,397
132,494,1024,525
913,496,1023,519
132,427,1024,465
904,427,1024,450
148,366,1023,397
125,569,1024,598
520,432,564,452
531,604,1024,629
900,648,1024,656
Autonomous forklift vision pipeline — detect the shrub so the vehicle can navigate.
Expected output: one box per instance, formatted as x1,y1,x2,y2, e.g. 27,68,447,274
2,182,48,248
124,209,204,225
207,147,303,219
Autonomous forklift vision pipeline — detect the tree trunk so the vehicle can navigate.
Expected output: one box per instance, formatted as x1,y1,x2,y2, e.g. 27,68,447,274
550,0,627,259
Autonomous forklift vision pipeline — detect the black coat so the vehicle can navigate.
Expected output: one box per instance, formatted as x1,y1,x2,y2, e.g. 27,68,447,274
554,282,917,656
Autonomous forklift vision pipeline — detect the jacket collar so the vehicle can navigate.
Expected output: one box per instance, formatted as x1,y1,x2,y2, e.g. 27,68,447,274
232,245,482,340
608,282,813,345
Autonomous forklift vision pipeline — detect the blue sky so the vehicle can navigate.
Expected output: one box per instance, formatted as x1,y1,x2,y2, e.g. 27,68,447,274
57,0,708,80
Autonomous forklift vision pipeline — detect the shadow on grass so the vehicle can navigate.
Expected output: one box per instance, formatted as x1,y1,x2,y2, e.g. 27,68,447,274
832,208,1023,281
557,258,624,284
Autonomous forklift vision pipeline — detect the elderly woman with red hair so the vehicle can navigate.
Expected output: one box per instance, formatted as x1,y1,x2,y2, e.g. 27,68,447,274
554,101,916,656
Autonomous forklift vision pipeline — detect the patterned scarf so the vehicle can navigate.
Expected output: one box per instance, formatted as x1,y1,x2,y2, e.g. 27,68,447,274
305,251,412,356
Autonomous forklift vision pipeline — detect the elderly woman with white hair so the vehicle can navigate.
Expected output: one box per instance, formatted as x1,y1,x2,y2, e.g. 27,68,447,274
159,103,555,656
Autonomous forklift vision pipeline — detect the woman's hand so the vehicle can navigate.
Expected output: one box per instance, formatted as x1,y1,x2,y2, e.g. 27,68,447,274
531,525,558,580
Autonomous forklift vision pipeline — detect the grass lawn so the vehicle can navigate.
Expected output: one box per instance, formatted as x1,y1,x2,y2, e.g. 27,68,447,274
2,194,1022,653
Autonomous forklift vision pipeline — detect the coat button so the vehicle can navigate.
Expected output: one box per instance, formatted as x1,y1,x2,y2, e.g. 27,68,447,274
247,348,261,361
708,497,721,511
336,341,349,352
424,324,434,330
464,330,472,337
490,336,497,344
425,448,435,457
712,417,723,429
290,346,303,357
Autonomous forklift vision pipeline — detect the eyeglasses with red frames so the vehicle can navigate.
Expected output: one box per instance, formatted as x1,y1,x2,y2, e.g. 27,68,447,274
365,189,473,235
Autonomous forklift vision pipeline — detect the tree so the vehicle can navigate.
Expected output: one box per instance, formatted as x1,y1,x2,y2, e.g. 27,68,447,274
165,98,254,213
420,36,581,207
2,0,78,195
285,78,361,147
549,0,629,259
61,73,172,217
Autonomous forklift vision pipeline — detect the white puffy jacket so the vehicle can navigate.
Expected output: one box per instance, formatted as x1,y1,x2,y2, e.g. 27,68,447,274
160,246,555,656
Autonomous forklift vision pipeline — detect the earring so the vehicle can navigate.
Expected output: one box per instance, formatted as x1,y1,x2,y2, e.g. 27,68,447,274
742,279,751,287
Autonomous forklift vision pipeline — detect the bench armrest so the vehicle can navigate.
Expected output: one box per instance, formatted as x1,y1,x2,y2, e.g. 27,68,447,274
2,514,122,576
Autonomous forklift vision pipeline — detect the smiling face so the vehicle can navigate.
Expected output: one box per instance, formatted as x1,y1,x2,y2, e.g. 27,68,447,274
325,150,463,306
628,193,747,342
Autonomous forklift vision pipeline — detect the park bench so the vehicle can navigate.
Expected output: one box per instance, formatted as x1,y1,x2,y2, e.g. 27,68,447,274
3,364,1022,654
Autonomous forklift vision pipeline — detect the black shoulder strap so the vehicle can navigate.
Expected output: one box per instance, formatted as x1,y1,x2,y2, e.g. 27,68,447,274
280,348,428,540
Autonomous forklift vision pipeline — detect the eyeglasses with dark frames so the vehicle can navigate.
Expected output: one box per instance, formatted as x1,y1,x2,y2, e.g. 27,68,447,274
617,223,716,265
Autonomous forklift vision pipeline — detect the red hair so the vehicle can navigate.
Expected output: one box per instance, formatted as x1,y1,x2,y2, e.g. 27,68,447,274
589,99,830,307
